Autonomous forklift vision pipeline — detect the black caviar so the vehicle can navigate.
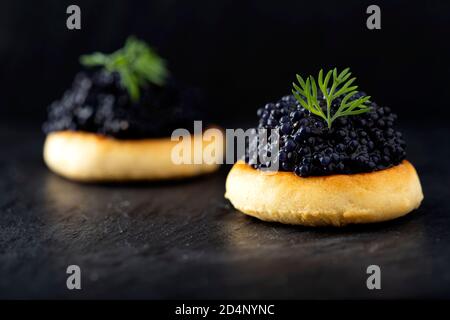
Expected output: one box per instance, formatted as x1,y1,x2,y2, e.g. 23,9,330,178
43,70,205,139
245,93,406,177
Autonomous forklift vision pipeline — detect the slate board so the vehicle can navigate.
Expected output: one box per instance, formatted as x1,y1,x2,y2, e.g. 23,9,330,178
0,122,449,299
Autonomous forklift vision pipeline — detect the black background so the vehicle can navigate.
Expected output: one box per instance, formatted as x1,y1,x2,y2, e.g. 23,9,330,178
1,0,449,125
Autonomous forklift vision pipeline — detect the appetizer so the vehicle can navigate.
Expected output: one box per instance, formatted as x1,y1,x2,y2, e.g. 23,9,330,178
43,37,221,181
225,68,423,226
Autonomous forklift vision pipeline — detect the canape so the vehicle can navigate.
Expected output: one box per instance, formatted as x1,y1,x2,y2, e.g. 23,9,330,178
43,37,221,182
225,68,423,226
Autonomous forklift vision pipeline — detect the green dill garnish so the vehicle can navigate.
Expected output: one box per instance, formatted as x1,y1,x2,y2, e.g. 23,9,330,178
80,36,169,102
292,68,371,128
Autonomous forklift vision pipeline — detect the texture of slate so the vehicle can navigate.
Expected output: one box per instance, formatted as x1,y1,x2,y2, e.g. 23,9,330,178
0,123,449,299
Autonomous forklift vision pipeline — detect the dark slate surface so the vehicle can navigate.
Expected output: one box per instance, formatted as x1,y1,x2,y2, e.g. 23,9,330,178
0,122,449,299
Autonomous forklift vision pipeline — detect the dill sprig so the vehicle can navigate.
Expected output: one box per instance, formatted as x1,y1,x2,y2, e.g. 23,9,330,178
292,68,371,128
80,36,169,102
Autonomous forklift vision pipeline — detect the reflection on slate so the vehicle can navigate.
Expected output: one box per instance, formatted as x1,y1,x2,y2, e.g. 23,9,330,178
0,123,449,299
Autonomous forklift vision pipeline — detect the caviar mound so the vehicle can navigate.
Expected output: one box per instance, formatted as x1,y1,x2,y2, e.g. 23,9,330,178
225,161,423,226
43,70,205,139
44,131,223,182
246,93,406,176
